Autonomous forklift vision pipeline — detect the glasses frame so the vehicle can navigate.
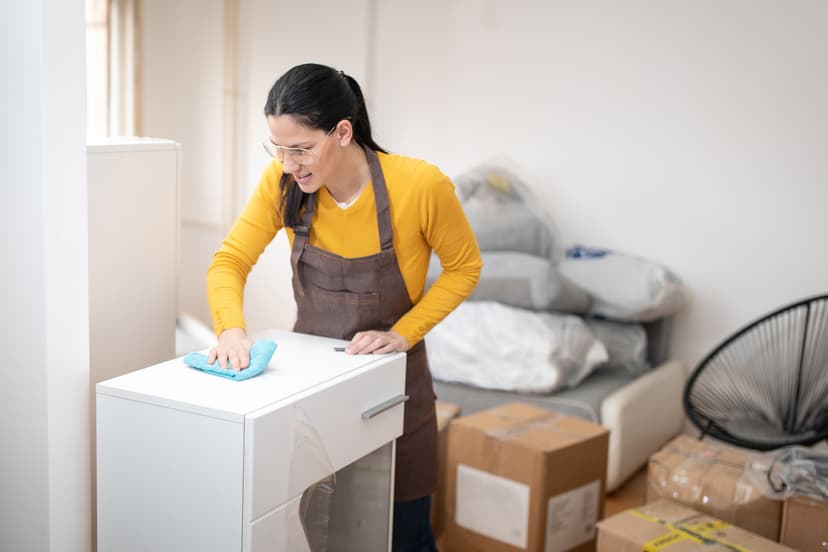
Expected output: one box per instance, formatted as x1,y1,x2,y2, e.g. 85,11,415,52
262,123,339,164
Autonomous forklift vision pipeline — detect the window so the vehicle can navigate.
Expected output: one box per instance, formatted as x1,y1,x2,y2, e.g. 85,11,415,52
85,0,138,140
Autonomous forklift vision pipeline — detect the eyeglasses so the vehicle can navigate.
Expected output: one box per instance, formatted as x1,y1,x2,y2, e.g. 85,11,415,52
262,124,338,164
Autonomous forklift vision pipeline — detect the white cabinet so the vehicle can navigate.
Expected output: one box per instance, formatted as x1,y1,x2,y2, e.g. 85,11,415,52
87,138,180,547
96,330,406,552
87,138,180,384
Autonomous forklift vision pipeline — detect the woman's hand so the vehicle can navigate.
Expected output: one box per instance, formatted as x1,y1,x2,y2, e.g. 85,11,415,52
345,329,410,355
208,327,254,371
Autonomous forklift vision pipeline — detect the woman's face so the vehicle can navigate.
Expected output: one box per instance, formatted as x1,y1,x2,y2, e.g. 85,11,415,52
265,114,340,194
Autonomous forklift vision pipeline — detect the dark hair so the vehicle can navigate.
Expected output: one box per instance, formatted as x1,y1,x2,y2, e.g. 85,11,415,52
264,63,386,227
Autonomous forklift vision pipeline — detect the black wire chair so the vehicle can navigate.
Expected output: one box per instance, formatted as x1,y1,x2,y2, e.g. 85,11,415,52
684,294,828,450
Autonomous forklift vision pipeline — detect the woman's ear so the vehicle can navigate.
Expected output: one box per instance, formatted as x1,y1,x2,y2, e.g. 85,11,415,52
335,119,354,147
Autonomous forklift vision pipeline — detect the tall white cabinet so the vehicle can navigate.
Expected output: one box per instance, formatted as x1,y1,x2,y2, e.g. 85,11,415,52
87,137,180,546
96,330,407,552
87,138,180,384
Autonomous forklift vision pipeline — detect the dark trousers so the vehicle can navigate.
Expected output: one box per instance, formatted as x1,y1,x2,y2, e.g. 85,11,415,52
392,495,438,552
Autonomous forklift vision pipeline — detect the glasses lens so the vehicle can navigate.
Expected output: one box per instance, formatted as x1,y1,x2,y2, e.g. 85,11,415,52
262,141,315,164
295,149,313,164
281,147,312,164
262,141,280,160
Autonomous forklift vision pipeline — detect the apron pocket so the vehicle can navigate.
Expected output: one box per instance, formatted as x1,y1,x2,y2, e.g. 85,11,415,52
307,284,380,340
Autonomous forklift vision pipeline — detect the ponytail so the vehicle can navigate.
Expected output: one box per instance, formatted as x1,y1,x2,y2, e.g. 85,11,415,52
341,74,387,154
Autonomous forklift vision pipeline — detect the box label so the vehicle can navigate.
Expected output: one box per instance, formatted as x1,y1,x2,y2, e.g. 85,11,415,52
455,464,530,548
545,479,600,552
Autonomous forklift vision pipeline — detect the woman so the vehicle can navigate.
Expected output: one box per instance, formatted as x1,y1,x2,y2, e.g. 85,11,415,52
206,63,481,551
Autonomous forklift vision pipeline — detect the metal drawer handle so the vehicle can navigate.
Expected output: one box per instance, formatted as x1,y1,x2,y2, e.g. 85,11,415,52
362,394,409,420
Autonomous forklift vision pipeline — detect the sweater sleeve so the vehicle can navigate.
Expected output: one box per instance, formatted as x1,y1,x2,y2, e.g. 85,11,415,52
206,164,283,335
391,167,482,346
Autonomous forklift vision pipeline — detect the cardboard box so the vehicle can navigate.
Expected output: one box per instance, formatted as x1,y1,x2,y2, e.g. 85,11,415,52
597,499,796,551
431,401,461,538
780,494,828,551
444,402,609,552
646,435,782,540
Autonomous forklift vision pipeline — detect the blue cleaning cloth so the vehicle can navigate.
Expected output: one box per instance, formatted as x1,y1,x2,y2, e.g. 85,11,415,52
183,339,277,381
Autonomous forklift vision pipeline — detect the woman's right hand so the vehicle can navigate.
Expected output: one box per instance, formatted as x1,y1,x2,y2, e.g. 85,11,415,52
208,327,254,371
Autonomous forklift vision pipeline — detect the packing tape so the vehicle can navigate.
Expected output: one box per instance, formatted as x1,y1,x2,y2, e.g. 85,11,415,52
485,411,586,441
662,443,746,470
629,509,751,552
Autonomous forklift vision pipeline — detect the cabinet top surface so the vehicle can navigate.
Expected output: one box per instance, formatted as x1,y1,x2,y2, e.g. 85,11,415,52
96,330,404,421
87,137,179,152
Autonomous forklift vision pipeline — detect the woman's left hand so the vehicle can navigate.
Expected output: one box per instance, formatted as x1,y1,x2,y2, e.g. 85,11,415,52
345,329,410,354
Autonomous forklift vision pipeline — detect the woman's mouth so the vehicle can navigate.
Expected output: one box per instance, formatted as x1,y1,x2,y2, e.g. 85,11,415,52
294,173,312,186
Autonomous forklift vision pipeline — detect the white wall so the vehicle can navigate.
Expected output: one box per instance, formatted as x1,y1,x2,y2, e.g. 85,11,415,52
370,0,828,367
145,1,828,371
140,0,228,327
0,1,91,551
235,0,375,333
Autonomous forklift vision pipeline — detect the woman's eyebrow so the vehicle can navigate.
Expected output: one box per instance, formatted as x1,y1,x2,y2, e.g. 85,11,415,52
270,137,313,149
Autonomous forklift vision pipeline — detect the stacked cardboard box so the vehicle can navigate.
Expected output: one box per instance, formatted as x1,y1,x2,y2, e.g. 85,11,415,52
597,499,796,551
444,402,608,552
646,435,782,540
779,494,828,551
431,401,461,539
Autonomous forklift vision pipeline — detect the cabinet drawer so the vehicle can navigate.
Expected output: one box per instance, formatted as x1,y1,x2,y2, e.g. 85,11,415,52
247,442,394,552
248,501,291,552
245,355,405,522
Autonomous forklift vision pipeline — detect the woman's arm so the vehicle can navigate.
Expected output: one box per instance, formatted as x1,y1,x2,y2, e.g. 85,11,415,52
206,164,283,368
391,168,482,347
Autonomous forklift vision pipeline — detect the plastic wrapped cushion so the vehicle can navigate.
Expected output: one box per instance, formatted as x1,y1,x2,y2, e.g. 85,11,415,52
464,199,554,259
427,252,590,314
560,245,687,322
426,301,608,394
585,318,650,375
453,159,559,260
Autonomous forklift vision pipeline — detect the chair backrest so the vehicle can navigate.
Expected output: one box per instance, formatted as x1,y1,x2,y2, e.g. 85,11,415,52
683,294,828,450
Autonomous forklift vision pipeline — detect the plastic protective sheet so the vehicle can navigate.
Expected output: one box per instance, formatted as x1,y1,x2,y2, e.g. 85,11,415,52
560,245,687,322
287,408,337,552
762,446,828,500
426,251,590,314
281,406,395,552
584,318,649,376
427,301,608,393
453,157,561,261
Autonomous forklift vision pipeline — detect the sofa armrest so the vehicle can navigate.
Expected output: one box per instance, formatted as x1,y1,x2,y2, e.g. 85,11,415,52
600,360,685,491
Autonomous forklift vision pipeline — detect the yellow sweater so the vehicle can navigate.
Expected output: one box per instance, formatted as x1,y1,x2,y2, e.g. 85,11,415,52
207,152,482,346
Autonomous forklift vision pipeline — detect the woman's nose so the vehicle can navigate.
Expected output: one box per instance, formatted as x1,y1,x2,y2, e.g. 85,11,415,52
282,153,300,172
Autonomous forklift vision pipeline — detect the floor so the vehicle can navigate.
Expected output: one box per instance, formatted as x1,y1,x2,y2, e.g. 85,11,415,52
435,466,648,550
603,465,648,518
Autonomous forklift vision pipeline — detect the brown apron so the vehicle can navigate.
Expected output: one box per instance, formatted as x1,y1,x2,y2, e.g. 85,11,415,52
290,146,438,502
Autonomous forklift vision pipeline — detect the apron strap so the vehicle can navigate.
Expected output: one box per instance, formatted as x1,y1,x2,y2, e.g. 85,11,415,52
365,146,394,251
290,191,316,297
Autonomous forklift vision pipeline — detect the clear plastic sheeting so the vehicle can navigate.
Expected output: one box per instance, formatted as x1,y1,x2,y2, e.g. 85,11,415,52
281,409,395,551
584,318,649,376
287,409,337,552
426,251,590,314
453,157,561,261
560,245,687,322
296,476,336,552
762,446,828,500
427,301,608,394
326,443,394,551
